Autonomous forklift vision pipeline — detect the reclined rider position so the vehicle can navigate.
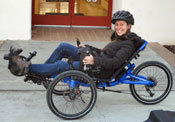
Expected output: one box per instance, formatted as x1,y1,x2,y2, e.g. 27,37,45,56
4,10,144,79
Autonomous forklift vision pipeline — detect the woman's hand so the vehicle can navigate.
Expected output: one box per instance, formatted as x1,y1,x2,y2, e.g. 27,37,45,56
83,54,94,65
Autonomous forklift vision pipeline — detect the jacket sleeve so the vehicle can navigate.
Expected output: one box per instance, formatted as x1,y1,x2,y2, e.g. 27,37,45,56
93,41,135,70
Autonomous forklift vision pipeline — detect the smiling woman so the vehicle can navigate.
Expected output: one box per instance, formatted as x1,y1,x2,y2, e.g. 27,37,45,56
115,21,131,36
13,10,144,79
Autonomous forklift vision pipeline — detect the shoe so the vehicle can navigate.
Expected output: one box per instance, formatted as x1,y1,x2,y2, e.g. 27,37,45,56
9,56,31,76
4,46,23,60
4,46,31,76
10,46,23,56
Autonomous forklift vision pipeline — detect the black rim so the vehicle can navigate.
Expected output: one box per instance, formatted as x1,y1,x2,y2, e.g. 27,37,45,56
132,63,172,103
47,71,96,119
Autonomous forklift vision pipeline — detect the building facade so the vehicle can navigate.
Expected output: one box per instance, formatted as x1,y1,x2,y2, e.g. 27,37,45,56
0,0,175,44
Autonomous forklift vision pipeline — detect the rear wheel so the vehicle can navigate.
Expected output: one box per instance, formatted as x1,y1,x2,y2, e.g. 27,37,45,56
47,70,97,120
130,61,173,104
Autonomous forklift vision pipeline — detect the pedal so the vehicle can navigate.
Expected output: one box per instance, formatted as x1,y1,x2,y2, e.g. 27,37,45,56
24,75,30,82
36,81,42,85
145,86,154,97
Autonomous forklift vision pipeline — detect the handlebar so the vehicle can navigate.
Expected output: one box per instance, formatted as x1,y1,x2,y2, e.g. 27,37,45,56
26,51,37,61
84,50,90,71
76,38,80,47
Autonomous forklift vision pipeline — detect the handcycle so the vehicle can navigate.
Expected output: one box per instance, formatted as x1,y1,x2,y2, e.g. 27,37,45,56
3,40,173,120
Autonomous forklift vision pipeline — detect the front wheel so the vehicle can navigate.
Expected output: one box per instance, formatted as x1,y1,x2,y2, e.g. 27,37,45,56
47,70,97,120
130,61,173,105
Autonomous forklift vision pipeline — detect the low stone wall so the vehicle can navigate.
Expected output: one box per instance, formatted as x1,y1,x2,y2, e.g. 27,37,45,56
0,40,3,46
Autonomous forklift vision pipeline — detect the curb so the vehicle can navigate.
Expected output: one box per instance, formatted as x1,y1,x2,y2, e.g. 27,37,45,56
0,40,3,47
148,42,175,68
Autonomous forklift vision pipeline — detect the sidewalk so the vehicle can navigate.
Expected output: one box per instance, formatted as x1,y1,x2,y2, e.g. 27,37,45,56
0,40,3,47
0,90,174,122
0,40,175,122
148,42,175,68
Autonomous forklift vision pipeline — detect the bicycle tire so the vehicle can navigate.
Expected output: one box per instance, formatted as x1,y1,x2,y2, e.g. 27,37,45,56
129,61,173,105
47,70,97,120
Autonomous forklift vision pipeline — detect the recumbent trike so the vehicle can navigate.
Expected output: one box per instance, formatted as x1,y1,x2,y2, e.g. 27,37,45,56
4,40,173,120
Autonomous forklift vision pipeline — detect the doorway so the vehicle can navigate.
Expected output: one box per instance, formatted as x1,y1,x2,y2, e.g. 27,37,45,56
32,0,112,28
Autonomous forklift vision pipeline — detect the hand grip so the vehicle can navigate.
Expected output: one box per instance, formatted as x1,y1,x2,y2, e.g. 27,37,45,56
76,38,80,47
84,50,90,71
26,51,37,61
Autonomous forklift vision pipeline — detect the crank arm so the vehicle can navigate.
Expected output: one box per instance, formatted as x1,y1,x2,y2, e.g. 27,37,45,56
145,86,154,97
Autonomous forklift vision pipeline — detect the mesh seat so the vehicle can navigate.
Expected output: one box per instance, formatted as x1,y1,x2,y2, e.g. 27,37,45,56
92,40,147,82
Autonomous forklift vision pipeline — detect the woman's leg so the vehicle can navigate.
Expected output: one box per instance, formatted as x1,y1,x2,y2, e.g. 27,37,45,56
45,42,79,64
29,61,80,76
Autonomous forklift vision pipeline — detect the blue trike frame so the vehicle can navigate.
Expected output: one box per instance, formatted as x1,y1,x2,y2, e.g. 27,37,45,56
51,40,155,88
46,40,173,120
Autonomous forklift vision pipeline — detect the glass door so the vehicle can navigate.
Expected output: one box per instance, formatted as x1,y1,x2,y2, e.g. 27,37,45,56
72,0,112,27
32,0,112,27
32,0,71,25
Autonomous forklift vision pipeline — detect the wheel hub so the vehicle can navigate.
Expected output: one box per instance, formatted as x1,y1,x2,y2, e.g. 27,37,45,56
64,87,81,101
147,76,157,87
69,92,77,100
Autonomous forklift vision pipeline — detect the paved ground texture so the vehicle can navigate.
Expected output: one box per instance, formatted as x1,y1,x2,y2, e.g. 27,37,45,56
0,40,175,122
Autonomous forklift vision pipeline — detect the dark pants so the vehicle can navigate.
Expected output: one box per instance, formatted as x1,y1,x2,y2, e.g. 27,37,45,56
29,42,80,76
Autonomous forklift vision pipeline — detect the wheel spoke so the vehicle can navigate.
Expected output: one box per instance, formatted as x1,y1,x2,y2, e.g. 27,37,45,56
47,70,97,119
130,61,172,104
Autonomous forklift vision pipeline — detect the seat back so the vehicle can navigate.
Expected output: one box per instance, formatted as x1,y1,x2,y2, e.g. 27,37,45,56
92,40,147,82
110,39,147,80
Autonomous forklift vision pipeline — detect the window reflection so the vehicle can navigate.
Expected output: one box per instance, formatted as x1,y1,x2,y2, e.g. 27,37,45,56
74,0,108,16
34,0,108,16
35,0,69,15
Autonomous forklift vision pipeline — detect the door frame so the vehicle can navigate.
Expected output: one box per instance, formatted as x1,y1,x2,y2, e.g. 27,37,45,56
32,0,73,25
71,0,112,28
32,0,112,28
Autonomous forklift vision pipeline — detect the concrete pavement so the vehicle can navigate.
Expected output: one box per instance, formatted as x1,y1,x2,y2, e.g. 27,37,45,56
0,90,175,122
0,40,3,46
0,40,175,122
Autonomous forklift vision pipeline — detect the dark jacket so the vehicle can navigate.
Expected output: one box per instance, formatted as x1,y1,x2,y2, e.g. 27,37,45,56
85,31,144,79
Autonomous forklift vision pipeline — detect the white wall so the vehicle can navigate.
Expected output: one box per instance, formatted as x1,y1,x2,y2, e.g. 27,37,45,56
0,0,174,44
113,0,175,44
0,0,32,40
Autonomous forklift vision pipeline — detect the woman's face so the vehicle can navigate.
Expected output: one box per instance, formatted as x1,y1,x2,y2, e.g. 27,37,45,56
115,20,131,36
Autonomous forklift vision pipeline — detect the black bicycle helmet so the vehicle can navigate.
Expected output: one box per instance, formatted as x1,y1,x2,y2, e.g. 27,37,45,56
111,10,134,25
